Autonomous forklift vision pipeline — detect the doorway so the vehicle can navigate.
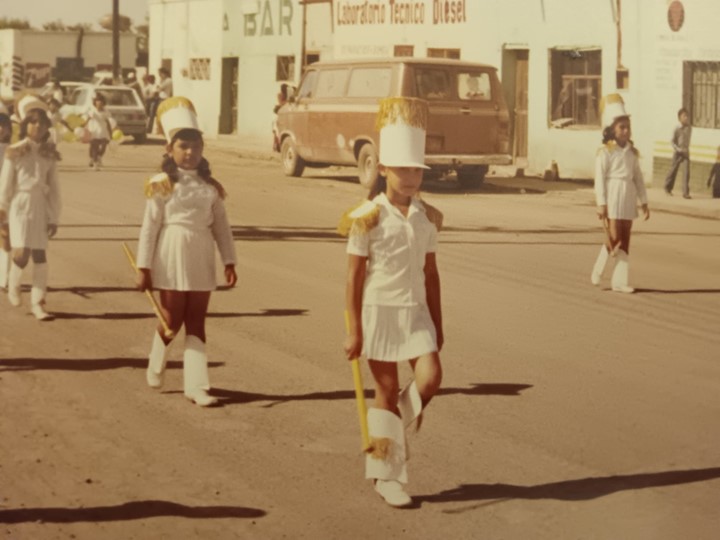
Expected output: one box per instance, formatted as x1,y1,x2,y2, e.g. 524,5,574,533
219,57,238,134
502,48,529,166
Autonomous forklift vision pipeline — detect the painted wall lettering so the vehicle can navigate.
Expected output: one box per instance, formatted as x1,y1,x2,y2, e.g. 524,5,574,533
336,0,465,26
244,0,294,37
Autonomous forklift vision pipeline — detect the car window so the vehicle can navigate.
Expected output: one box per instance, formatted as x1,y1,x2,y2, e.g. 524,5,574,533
459,72,491,101
346,67,392,98
315,69,349,98
74,88,91,106
415,69,450,100
297,70,318,99
98,89,139,107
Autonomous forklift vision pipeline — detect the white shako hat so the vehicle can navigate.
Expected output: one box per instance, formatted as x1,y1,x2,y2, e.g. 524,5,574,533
16,94,49,121
376,97,430,169
157,96,201,142
600,93,629,129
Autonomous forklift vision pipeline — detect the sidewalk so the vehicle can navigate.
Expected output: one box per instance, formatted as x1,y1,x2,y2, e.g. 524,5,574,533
203,134,720,220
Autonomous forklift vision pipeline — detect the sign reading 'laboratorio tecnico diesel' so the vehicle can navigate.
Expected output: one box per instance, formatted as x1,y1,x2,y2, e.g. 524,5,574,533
336,0,467,26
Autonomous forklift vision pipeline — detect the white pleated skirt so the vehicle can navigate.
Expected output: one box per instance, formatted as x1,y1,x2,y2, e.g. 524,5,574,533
606,178,639,220
151,224,217,291
9,191,49,249
362,304,438,362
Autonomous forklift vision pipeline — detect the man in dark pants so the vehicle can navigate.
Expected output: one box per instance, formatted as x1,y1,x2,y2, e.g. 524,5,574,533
664,107,692,199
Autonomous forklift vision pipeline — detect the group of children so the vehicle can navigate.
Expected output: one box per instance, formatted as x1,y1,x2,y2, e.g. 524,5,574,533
0,86,696,508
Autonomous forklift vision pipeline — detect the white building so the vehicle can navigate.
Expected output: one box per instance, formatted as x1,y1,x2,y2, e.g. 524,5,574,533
0,29,137,99
150,0,720,188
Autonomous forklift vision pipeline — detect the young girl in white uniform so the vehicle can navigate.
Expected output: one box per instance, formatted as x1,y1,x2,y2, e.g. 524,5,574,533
83,93,113,170
136,97,237,407
340,97,443,508
591,93,650,293
0,95,61,320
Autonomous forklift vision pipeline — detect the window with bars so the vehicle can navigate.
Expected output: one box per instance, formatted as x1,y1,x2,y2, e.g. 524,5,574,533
427,48,460,60
189,58,210,80
549,48,601,127
394,45,414,57
685,61,720,129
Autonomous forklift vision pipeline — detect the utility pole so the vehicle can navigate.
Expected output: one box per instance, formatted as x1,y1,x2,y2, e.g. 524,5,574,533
112,0,120,83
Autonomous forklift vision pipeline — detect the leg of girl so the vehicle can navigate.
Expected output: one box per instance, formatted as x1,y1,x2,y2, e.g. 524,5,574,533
146,289,185,389
611,219,634,293
96,139,108,167
366,360,412,507
29,249,52,320
89,140,98,167
182,290,217,407
7,247,29,307
0,232,11,290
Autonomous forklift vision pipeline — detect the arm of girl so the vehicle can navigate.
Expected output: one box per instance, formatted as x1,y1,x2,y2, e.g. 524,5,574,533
424,252,444,351
136,194,165,291
344,254,367,361
632,153,650,221
594,149,609,220
46,162,61,237
210,195,238,287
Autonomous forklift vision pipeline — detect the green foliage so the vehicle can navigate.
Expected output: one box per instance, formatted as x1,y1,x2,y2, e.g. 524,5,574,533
0,17,32,30
43,20,66,31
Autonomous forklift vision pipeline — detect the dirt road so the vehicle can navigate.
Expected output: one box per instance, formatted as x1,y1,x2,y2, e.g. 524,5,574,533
1,140,718,539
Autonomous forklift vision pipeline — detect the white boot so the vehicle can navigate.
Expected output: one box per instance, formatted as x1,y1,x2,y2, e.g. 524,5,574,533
590,245,610,286
366,408,411,508
398,380,423,429
146,331,169,388
611,249,634,293
183,335,218,407
0,250,9,289
7,261,22,307
30,263,52,320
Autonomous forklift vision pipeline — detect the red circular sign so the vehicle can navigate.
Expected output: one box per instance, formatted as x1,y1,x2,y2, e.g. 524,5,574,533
668,1,684,32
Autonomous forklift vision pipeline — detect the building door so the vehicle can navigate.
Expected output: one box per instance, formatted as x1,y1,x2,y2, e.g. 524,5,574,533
219,57,238,134
513,50,529,162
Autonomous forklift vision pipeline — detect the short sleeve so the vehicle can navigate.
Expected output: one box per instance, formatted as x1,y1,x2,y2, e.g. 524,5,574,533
346,220,369,256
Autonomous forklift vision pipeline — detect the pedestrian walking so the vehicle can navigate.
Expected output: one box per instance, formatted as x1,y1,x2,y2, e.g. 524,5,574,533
135,96,237,407
707,147,720,199
0,106,12,289
83,93,113,170
663,107,692,199
339,97,444,508
591,93,650,294
0,95,61,320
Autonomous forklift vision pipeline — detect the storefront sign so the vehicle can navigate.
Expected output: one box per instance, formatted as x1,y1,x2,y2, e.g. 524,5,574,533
244,0,293,36
336,0,466,26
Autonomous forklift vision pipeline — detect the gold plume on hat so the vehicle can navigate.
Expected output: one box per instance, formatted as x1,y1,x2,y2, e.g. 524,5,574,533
156,96,198,138
375,97,428,132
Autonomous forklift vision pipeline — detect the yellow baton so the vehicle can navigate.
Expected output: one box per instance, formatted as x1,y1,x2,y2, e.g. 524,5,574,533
345,310,372,453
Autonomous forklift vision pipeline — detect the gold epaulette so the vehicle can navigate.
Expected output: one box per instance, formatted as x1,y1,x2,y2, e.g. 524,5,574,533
144,172,174,198
598,140,639,157
420,200,443,231
337,200,380,237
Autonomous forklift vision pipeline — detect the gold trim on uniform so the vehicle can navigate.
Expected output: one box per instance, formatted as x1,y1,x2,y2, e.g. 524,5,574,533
144,172,174,198
337,200,381,237
419,200,443,231
597,140,639,157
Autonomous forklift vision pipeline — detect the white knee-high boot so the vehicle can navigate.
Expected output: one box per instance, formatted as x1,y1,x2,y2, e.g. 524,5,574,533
146,331,169,388
611,249,634,293
30,263,52,320
0,250,9,289
366,408,411,508
183,335,218,407
590,245,610,286
7,262,23,307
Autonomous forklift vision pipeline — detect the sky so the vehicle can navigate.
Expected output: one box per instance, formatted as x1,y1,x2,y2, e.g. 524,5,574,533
0,0,149,30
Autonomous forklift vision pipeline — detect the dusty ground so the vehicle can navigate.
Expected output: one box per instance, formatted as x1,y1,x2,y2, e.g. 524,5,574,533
1,140,718,539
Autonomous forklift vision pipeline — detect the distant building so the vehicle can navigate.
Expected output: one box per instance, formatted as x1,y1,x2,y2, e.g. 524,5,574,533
0,29,137,100
150,0,720,188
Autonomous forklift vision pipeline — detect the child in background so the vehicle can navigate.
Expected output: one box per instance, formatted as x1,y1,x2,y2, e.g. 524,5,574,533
0,107,12,288
46,98,71,145
591,93,650,293
707,148,720,199
0,95,61,320
339,97,444,508
83,93,113,170
663,107,692,199
135,97,237,407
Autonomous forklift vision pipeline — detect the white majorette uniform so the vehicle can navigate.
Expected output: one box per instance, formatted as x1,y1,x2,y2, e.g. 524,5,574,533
84,105,112,141
0,140,10,288
338,96,442,507
136,170,236,291
0,95,60,318
590,93,645,292
137,96,236,407
340,193,442,362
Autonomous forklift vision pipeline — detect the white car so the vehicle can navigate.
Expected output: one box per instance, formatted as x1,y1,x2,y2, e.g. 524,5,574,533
61,84,148,143
38,81,85,104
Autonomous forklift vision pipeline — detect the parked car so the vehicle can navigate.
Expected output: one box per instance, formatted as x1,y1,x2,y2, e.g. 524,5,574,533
38,81,85,104
61,84,148,143
275,57,511,187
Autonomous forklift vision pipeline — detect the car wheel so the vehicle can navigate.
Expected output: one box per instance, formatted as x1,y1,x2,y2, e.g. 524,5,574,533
456,165,488,188
357,144,378,188
281,137,305,177
133,133,147,144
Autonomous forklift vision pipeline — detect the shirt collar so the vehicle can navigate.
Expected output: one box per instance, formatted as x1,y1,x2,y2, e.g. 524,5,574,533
373,192,426,218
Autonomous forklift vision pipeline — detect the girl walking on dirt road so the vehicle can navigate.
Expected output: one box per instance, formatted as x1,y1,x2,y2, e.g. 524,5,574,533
0,95,61,320
340,97,444,508
591,93,650,293
135,96,237,407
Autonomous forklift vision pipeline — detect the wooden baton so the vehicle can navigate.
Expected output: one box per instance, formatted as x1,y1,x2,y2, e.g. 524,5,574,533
344,310,373,453
121,242,175,339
